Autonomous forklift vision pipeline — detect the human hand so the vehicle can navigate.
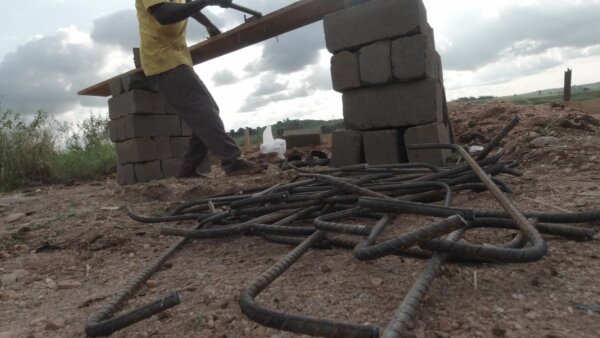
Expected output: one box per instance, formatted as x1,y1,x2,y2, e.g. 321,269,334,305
207,0,232,8
207,25,221,37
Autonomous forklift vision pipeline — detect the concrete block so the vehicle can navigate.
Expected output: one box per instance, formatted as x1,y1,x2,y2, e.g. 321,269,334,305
282,128,322,148
435,51,444,84
343,79,444,130
359,40,392,86
404,122,451,166
363,129,406,165
109,77,123,97
108,118,127,142
324,0,428,53
330,130,363,167
116,138,158,165
134,160,163,183
124,115,182,139
166,103,179,115
108,90,154,120
391,34,437,82
181,119,193,136
121,72,155,93
344,0,369,7
155,136,172,159
330,51,361,92
170,137,191,158
116,163,136,185
161,158,182,178
151,93,167,114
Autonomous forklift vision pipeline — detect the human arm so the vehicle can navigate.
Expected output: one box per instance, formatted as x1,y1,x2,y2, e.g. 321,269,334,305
148,0,232,25
191,11,221,37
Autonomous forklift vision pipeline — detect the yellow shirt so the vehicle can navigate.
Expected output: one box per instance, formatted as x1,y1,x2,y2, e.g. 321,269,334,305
136,0,193,76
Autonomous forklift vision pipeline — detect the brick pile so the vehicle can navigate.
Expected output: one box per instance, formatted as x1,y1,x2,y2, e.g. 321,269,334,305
107,72,194,185
324,0,454,167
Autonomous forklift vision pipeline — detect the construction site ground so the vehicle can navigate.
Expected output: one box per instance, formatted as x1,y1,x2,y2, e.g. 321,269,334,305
1,102,599,338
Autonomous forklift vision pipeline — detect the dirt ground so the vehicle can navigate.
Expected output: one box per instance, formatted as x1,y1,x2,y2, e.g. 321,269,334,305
1,102,599,338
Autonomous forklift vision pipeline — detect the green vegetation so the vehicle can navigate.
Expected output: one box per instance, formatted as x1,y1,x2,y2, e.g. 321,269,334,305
231,118,344,145
454,81,600,105
0,110,115,191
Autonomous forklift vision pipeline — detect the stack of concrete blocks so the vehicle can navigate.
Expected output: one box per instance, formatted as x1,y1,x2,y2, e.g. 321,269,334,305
107,72,194,185
325,0,453,167
282,128,323,148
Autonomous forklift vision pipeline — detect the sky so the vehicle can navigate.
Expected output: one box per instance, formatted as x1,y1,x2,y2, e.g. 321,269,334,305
1,0,600,131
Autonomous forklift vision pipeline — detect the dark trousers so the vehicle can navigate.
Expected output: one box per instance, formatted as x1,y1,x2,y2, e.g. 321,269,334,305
148,65,240,170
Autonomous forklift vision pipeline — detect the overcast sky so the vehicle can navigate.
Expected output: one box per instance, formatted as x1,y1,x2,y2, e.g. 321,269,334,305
1,0,600,130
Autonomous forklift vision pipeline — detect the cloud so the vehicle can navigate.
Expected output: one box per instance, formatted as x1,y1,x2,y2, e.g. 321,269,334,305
90,10,140,50
211,69,239,86
244,22,325,75
239,63,333,112
0,26,107,117
437,1,600,70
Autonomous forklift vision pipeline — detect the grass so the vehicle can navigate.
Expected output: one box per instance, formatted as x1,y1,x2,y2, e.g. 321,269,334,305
0,110,116,191
454,81,600,105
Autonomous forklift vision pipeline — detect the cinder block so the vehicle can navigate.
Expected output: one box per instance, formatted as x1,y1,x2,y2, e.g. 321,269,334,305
324,0,428,53
155,136,172,159
181,120,193,136
109,77,123,97
108,90,153,120
282,129,322,148
121,72,155,92
330,130,363,167
161,158,182,178
343,79,443,130
359,40,392,86
404,122,451,166
170,137,191,158
108,118,127,142
151,93,166,114
391,34,437,82
124,115,182,139
344,0,369,7
330,51,361,92
116,138,158,165
435,51,444,84
116,163,136,185
363,129,406,165
135,160,163,183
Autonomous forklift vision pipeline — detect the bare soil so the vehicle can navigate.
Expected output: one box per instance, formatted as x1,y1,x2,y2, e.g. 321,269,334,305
1,102,599,338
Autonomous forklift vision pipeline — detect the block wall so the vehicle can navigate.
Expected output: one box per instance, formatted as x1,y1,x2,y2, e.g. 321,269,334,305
325,0,454,167
107,73,195,185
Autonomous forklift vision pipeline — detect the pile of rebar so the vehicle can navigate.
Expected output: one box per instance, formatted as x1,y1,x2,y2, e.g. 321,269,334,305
84,116,598,338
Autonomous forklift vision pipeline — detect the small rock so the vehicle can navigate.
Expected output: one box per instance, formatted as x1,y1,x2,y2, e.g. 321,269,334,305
525,311,537,319
0,290,18,301
57,280,81,290
0,251,11,259
527,131,541,139
530,136,559,148
45,278,57,289
0,269,29,285
492,324,507,337
146,280,159,288
0,329,27,338
45,319,65,330
437,318,453,332
320,264,332,273
4,213,26,224
370,277,383,286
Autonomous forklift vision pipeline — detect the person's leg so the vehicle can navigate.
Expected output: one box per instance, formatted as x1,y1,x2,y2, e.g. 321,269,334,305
151,65,240,160
149,65,263,176
175,133,208,178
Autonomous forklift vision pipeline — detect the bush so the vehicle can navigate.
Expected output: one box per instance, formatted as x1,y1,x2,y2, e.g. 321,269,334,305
0,110,116,191
0,110,60,190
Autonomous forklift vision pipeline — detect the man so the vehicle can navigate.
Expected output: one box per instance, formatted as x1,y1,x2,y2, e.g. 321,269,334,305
136,0,264,177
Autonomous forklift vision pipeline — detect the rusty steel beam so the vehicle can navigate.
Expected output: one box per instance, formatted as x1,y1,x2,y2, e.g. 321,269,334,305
78,0,346,97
